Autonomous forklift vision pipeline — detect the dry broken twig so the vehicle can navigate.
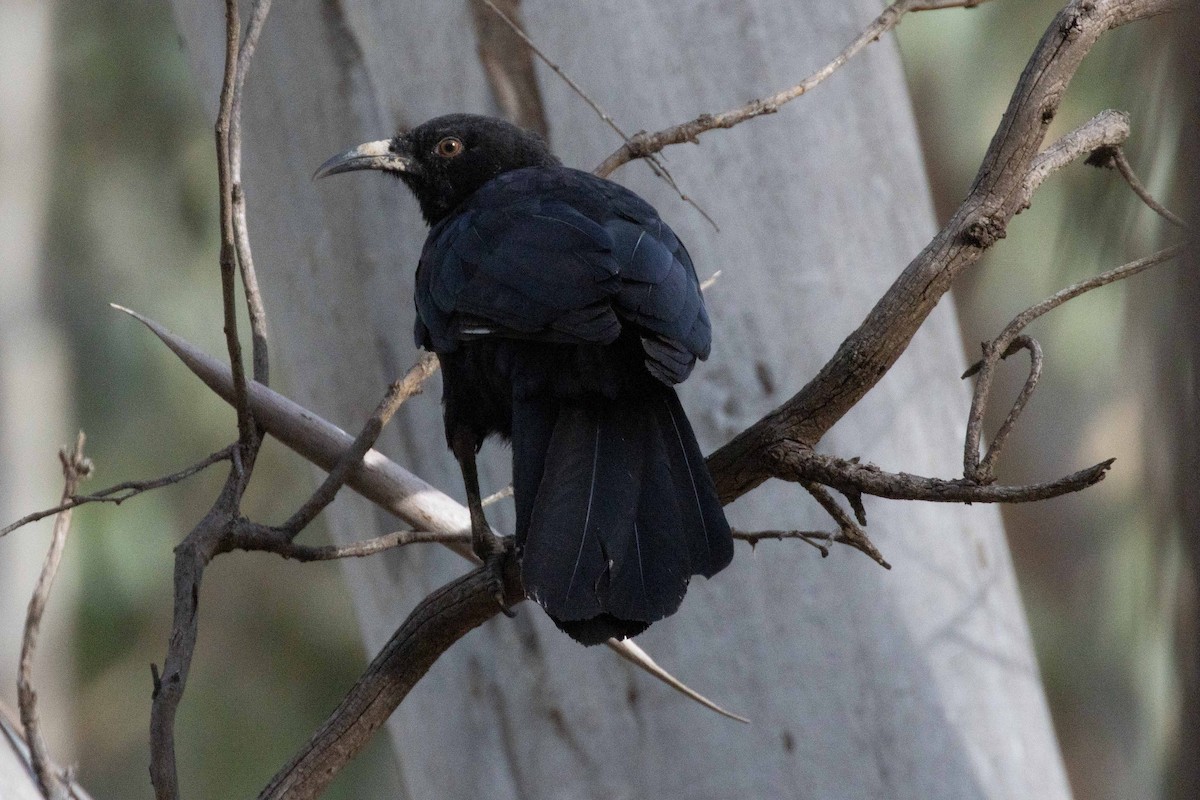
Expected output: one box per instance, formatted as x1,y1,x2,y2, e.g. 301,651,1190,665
17,433,91,800
0,447,232,539
733,528,841,557
1092,144,1186,227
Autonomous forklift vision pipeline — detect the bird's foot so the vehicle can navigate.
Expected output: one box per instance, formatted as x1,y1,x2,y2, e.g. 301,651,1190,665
479,535,516,618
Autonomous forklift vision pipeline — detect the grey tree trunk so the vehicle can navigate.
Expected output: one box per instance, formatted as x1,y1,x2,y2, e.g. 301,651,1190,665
0,0,75,793
171,2,1071,798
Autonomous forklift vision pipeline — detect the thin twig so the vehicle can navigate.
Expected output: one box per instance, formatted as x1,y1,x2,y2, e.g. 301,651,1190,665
594,0,991,177
997,245,1184,341
18,433,92,800
214,0,254,456
961,244,1182,480
476,0,718,229
1109,146,1186,227
732,527,835,557
801,481,890,568
481,485,513,507
777,448,1115,504
233,529,468,561
277,353,439,537
231,0,274,388
1,447,233,538
963,336,1043,483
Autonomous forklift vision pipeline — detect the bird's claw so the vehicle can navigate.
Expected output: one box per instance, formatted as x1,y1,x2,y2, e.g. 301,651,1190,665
483,549,517,618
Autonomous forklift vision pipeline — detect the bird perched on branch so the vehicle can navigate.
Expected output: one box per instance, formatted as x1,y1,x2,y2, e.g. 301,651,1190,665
316,114,732,645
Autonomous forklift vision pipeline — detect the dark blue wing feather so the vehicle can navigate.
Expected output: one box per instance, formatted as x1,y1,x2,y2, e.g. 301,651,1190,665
414,166,713,382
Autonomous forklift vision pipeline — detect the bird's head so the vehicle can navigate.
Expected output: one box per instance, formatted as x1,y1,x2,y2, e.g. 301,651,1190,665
315,113,560,225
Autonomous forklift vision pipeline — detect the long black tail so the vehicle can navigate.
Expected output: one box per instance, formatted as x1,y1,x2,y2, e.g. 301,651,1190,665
512,390,733,645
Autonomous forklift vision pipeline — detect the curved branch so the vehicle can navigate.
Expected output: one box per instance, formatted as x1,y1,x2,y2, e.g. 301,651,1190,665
1099,145,1187,227
259,557,523,800
706,0,1177,505
964,335,1043,483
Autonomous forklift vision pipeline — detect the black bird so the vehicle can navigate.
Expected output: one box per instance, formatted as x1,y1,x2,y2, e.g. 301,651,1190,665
316,114,733,644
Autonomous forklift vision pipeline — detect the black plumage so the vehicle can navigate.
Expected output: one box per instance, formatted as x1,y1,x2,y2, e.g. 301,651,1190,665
316,114,733,644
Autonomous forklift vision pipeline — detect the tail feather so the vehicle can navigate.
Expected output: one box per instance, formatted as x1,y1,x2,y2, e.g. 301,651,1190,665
514,391,732,645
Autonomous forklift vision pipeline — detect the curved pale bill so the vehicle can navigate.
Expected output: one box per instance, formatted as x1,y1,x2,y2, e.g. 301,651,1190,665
313,139,413,179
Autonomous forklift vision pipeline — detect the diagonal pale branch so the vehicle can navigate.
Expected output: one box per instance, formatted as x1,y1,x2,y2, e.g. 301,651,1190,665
112,304,743,721
276,353,439,537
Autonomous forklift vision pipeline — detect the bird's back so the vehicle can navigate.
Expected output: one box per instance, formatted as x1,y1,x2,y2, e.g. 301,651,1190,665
416,165,732,644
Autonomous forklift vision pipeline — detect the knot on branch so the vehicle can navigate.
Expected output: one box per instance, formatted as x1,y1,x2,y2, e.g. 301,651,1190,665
1084,144,1119,169
963,214,1007,248
1061,3,1095,40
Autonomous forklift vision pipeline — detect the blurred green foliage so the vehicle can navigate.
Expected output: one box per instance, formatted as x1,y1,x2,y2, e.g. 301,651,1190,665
899,3,1184,798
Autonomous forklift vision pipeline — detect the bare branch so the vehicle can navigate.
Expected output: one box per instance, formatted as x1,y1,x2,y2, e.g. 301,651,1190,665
1019,109,1131,206
595,0,991,177
18,433,91,800
276,353,438,537
964,335,1044,483
259,556,524,800
115,306,732,722
232,528,468,562
231,0,275,387
733,527,836,557
706,0,1178,505
778,449,1115,503
800,481,890,568
1,447,232,538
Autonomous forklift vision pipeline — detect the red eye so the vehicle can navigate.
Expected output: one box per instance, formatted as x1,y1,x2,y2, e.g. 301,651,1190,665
436,137,464,158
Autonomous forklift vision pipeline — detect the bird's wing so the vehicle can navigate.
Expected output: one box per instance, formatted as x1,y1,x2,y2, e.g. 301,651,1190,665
600,182,712,383
415,192,623,352
414,167,712,384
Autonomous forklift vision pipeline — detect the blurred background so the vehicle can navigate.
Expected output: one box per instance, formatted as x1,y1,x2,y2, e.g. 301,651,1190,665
0,0,1190,797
